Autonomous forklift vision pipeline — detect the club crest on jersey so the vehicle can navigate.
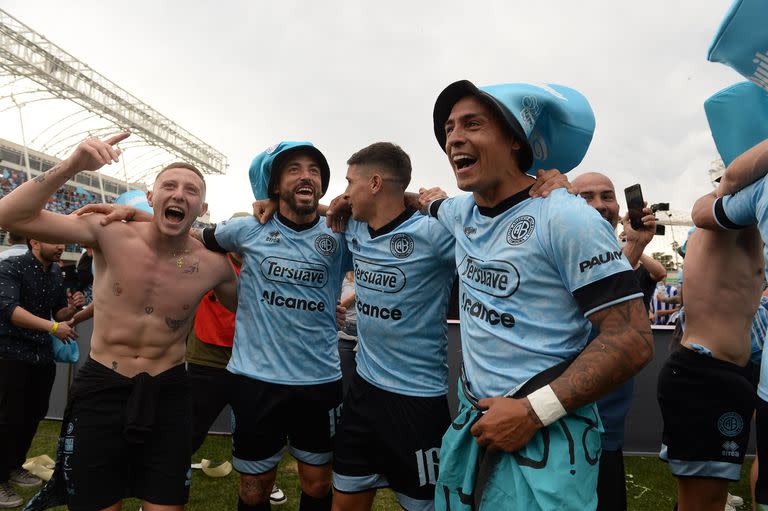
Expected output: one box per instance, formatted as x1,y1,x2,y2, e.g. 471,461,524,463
507,215,535,246
351,238,360,252
315,234,337,256
390,233,414,259
458,255,520,298
266,230,281,243
463,226,476,239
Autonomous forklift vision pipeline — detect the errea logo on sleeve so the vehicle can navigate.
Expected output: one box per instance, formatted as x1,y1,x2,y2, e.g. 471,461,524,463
578,250,623,273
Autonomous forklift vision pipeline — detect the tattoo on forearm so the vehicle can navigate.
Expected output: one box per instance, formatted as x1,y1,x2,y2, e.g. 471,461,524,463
551,299,653,412
145,306,153,314
112,282,123,296
165,315,188,331
525,400,543,427
32,162,63,183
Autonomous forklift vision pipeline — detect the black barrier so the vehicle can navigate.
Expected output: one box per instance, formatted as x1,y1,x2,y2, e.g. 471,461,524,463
46,322,756,455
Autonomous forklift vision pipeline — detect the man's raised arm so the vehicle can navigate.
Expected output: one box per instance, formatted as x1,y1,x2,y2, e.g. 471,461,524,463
0,134,128,245
717,139,768,197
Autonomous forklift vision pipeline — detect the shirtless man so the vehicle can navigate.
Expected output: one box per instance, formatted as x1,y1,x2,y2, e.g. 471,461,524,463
0,134,238,511
658,141,767,511
688,139,768,511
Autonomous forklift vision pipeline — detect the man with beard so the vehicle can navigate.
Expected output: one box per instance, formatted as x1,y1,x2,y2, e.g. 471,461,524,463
0,239,83,509
571,172,664,511
193,142,351,511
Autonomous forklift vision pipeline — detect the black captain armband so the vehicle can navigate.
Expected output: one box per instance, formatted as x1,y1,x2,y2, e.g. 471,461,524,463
713,197,750,230
573,270,642,316
428,199,446,219
201,227,227,253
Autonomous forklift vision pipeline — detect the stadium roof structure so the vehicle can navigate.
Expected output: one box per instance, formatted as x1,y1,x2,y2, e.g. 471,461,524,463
0,8,228,184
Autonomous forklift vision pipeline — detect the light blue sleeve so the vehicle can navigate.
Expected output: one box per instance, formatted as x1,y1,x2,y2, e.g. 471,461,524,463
428,196,460,233
541,191,633,293
213,216,259,253
716,179,763,229
428,216,456,265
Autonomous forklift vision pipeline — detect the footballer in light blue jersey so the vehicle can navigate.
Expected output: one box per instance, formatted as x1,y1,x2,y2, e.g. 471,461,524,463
345,211,455,397
429,188,641,398
207,213,351,385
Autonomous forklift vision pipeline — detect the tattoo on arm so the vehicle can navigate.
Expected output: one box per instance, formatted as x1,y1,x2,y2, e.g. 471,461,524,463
32,162,63,183
524,399,544,427
165,315,189,331
550,299,653,412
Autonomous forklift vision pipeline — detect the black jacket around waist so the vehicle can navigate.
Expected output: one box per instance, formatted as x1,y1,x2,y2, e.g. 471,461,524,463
0,252,67,364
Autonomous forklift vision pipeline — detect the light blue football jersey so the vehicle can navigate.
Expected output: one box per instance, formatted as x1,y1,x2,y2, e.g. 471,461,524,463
430,188,641,398
212,214,352,385
345,209,455,397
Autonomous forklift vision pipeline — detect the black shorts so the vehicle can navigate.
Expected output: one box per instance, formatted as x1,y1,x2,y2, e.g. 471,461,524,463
333,373,450,509
597,449,627,511
657,347,755,481
230,373,342,474
26,358,192,511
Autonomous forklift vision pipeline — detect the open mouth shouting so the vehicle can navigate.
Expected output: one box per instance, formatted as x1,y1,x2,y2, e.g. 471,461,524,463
452,153,477,174
164,205,186,224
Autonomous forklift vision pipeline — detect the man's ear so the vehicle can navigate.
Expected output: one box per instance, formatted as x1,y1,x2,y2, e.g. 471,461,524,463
199,201,209,218
146,190,153,207
370,174,383,194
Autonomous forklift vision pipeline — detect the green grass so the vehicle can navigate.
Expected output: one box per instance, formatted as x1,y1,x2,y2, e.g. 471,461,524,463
15,420,756,510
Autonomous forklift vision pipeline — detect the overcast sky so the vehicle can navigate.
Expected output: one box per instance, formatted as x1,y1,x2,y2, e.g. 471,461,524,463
0,0,745,256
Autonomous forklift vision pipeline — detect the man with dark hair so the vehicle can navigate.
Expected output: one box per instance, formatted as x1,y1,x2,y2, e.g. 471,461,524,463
0,133,238,511
194,142,350,511
0,239,83,509
329,142,456,511
571,171,664,511
0,232,27,262
426,81,653,510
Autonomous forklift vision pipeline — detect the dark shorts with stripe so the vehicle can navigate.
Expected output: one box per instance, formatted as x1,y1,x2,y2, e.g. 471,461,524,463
230,373,342,474
333,372,450,506
657,347,755,480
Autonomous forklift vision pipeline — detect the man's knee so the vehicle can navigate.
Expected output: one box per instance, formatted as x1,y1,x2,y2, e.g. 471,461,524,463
300,473,332,498
239,473,274,505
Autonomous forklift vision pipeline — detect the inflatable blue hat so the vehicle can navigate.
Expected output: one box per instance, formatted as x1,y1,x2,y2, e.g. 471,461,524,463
704,81,768,167
115,189,153,214
249,142,330,200
433,80,595,175
707,0,768,92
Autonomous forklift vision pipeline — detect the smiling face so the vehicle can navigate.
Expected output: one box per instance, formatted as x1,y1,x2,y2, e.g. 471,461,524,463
443,95,523,195
148,167,208,237
571,172,620,228
274,153,323,218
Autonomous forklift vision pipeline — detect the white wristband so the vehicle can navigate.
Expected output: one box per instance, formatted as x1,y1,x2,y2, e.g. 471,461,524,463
526,385,567,426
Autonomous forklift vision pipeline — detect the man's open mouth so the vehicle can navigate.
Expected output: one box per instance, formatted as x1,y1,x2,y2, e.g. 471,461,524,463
296,185,315,198
164,206,186,223
452,154,477,170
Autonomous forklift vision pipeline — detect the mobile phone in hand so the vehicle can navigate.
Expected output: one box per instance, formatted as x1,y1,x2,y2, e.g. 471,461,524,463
624,184,644,230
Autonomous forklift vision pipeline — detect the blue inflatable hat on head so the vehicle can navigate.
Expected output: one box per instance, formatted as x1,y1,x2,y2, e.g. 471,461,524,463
115,189,153,215
432,80,596,175
705,82,768,167
707,0,768,92
249,142,330,200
